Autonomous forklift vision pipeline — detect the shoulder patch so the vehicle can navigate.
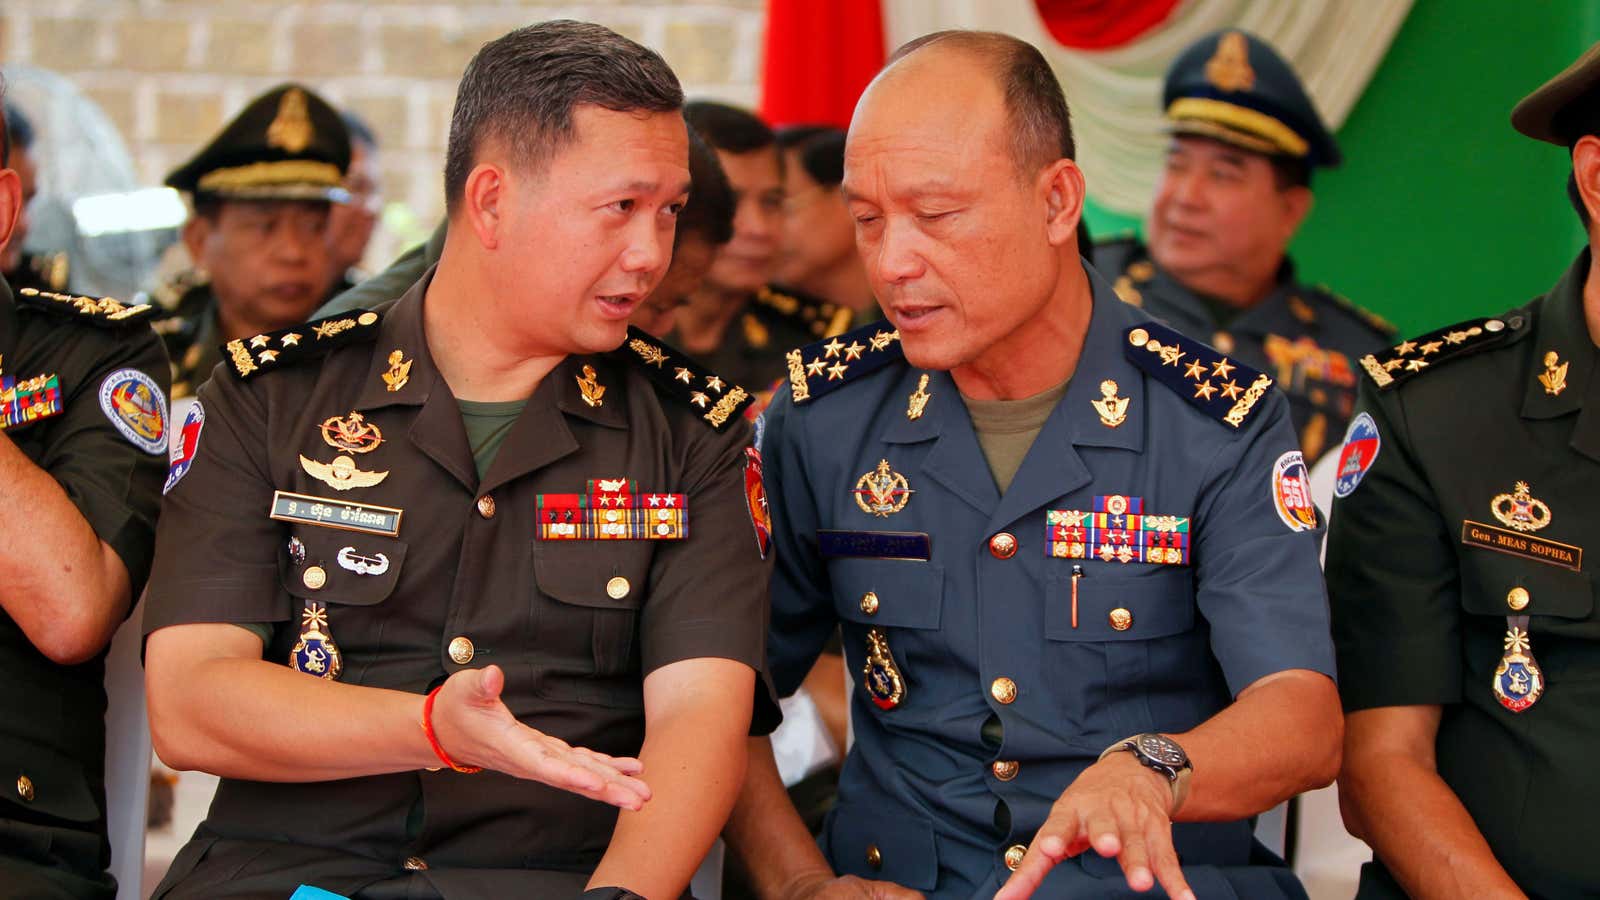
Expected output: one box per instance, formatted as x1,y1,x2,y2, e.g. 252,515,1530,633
1315,285,1397,338
614,326,752,431
16,286,157,328
784,320,904,405
1356,315,1519,391
1125,321,1274,428
223,309,381,381
754,285,854,340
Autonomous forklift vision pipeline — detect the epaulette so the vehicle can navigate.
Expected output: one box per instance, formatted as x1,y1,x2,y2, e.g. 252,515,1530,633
1316,285,1397,338
754,285,854,340
613,326,752,431
223,309,381,380
15,286,158,328
1125,320,1274,429
784,320,904,405
1356,314,1517,391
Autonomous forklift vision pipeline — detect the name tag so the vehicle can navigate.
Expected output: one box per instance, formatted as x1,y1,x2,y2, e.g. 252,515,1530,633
270,490,403,537
817,530,931,560
1461,519,1582,572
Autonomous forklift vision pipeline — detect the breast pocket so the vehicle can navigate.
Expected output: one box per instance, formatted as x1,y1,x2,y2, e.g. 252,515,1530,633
278,528,407,670
1459,551,1598,677
531,541,655,704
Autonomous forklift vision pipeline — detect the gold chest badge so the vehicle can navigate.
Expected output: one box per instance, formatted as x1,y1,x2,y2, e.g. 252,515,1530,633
852,459,913,517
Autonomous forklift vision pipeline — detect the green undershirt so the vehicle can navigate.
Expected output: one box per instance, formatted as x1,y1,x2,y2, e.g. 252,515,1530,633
961,379,1071,495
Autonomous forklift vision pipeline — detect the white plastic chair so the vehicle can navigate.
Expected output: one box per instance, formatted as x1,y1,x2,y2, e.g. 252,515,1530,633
102,596,151,900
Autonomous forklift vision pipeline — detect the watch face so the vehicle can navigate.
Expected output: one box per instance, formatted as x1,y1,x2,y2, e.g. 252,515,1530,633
1136,733,1188,767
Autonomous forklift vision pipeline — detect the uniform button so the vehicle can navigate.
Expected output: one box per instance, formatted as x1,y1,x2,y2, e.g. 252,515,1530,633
990,677,1017,705
302,566,326,590
1004,843,1027,871
991,759,1019,781
860,591,880,615
1213,331,1236,353
448,636,475,665
16,774,33,802
1109,607,1133,631
607,576,630,600
1507,587,1530,611
476,495,496,519
866,843,883,870
988,532,1018,559
403,856,428,871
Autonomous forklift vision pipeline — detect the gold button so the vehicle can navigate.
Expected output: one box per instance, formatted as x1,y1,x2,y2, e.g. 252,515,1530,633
1507,587,1530,611
607,576,630,600
989,532,1017,559
302,566,326,590
1004,843,1027,871
866,843,882,870
1109,607,1133,631
476,495,496,519
1213,331,1236,353
16,775,33,802
990,677,1017,705
403,856,428,871
991,759,1019,781
448,636,475,665
1485,319,1505,333
1127,327,1149,347
358,312,380,326
860,591,880,615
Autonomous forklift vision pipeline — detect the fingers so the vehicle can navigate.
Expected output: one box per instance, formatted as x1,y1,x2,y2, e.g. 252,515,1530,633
868,880,925,899
1142,821,1193,900
475,664,505,703
573,745,646,776
507,730,653,810
994,808,1080,900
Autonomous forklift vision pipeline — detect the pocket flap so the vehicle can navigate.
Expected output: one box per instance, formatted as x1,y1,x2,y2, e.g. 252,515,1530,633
1459,555,1594,621
281,528,406,607
0,739,99,823
828,558,943,629
1046,569,1194,641
826,801,939,890
533,542,653,610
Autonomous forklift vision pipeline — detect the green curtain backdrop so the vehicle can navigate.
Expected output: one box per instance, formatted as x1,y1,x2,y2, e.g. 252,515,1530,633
1083,0,1600,337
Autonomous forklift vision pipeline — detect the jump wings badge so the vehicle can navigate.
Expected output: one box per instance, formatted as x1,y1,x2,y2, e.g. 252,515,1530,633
1491,481,1552,533
300,453,390,491
853,459,913,517
291,601,342,680
1492,617,1544,713
863,628,905,710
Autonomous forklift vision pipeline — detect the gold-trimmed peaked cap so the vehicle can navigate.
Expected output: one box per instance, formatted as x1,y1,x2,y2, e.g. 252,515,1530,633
165,83,351,202
1511,40,1600,146
1163,30,1340,168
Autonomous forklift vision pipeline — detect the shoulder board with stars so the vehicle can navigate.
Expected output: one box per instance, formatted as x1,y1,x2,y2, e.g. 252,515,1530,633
612,326,752,431
1357,315,1516,391
15,286,158,328
754,285,854,340
223,309,381,381
785,320,904,405
1125,320,1274,429
1315,285,1397,339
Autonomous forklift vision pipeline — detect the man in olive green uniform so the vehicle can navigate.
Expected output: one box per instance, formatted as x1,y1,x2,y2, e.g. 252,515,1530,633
0,98,170,900
143,22,773,900
1329,42,1600,899
1094,31,1393,461
156,83,351,399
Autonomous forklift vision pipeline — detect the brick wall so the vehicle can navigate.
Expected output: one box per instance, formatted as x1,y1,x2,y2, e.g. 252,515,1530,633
0,0,767,268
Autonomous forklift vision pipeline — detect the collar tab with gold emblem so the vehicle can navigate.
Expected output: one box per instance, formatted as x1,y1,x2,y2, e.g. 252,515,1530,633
785,320,905,406
754,284,855,340
610,326,751,431
1356,313,1521,391
223,309,382,381
15,286,157,328
1123,321,1272,429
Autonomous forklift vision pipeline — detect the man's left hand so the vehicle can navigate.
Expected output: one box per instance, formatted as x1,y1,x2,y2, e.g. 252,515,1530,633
994,752,1194,900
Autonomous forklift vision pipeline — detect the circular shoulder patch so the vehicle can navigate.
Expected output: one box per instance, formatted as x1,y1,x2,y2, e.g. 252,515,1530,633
1272,450,1319,532
99,368,168,455
164,399,205,494
1333,412,1381,498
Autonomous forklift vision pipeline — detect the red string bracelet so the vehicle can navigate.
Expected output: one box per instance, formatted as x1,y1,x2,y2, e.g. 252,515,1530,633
421,686,482,774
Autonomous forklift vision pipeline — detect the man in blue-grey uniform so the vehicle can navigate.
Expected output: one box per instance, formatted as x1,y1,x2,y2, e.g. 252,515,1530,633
723,30,1342,900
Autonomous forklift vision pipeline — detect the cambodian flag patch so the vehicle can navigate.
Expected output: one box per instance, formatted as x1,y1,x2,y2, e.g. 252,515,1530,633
745,447,771,558
1334,412,1381,498
164,400,205,494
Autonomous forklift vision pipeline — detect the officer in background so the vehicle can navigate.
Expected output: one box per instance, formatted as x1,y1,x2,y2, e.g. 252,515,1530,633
725,30,1341,900
156,83,351,399
142,21,772,899
775,126,878,324
326,109,383,294
1094,31,1394,461
1329,42,1600,899
1,102,70,293
0,93,170,900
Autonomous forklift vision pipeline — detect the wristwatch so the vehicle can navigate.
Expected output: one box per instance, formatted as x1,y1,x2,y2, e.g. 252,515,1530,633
1099,733,1193,812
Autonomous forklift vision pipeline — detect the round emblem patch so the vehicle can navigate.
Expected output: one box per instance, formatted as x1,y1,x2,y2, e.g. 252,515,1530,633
99,368,167,455
1272,450,1319,532
1333,412,1381,498
164,400,205,494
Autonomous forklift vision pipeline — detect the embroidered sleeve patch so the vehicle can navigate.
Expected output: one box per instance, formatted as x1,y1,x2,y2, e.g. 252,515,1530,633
1272,451,1319,532
1333,412,1380,498
164,399,205,494
99,368,168,455
745,447,771,559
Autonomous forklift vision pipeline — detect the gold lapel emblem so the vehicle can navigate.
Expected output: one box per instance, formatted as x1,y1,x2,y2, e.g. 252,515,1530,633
576,364,606,408
1490,481,1552,533
266,88,314,154
300,454,390,491
1091,379,1129,428
906,374,931,420
1205,32,1256,93
852,459,913,517
382,350,412,393
1538,351,1568,397
319,411,383,454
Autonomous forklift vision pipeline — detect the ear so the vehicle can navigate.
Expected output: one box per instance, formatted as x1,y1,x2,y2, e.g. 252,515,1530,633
460,162,504,251
1573,136,1600,233
180,211,213,264
1041,158,1087,250
0,168,19,255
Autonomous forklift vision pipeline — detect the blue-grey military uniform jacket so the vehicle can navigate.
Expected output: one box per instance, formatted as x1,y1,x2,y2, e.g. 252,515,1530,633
761,270,1335,899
